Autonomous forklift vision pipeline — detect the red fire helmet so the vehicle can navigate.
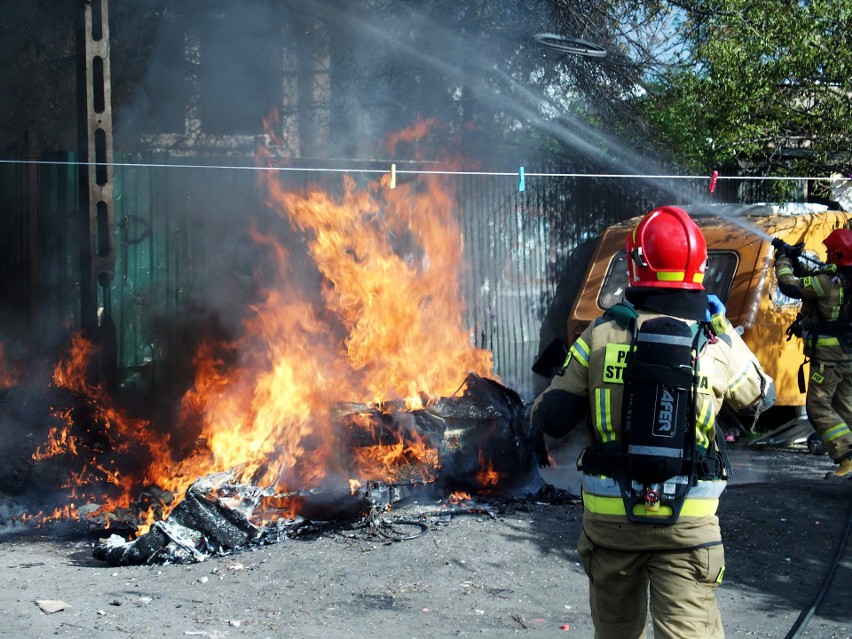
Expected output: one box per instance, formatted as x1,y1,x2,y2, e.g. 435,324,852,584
626,206,707,289
823,228,852,267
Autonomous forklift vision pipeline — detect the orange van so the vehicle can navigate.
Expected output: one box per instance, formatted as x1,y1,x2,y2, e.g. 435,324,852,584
565,204,852,435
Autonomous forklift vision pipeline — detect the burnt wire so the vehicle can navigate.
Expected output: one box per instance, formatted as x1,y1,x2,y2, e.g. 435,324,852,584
364,501,499,542
367,506,428,542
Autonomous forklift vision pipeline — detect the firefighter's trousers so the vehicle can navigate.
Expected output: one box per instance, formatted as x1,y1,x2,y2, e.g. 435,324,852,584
578,532,725,639
806,359,852,463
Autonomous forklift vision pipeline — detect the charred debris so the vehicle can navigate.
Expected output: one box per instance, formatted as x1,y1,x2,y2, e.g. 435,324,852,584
2,374,568,566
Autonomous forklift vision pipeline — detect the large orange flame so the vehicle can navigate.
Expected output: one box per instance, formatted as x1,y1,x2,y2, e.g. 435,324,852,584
26,121,500,533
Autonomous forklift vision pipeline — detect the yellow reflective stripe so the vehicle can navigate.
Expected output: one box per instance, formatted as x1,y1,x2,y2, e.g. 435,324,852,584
570,337,590,368
828,286,842,321
777,264,794,277
582,492,626,515
594,388,617,443
823,423,851,443
728,363,751,393
695,396,714,449
816,336,841,346
803,276,824,296
583,475,725,498
582,493,720,518
655,272,706,284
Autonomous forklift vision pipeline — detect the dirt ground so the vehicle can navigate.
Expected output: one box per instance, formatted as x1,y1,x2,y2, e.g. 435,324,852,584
0,441,850,639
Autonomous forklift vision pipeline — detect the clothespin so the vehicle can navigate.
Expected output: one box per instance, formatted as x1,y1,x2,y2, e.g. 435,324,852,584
709,170,718,193
390,163,397,189
518,166,525,192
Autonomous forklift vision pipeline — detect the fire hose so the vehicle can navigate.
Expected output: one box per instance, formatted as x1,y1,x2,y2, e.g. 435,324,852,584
781,496,852,639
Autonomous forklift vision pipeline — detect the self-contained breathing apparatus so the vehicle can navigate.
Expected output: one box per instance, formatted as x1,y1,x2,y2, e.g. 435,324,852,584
579,302,720,525
620,312,712,524
575,206,728,525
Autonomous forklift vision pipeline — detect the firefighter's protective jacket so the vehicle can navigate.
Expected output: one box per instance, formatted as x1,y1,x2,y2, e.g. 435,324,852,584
775,256,852,362
532,306,772,551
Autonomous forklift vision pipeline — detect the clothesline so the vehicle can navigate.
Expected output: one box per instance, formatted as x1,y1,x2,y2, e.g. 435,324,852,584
0,158,841,183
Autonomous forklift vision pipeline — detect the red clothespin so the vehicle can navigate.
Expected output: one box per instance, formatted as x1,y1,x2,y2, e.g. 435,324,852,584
709,170,719,193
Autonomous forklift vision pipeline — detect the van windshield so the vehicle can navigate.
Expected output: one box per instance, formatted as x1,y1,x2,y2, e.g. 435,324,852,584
598,250,739,309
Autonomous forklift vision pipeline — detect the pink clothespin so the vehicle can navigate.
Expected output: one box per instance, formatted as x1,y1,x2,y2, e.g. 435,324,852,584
709,170,719,193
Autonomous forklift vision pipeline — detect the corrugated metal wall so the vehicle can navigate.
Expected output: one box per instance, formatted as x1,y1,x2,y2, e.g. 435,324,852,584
0,153,804,401
455,172,720,398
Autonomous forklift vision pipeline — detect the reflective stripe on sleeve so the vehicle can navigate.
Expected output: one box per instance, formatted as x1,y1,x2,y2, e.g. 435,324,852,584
803,276,824,296
594,388,616,443
570,337,590,369
776,264,794,277
828,288,842,321
695,396,714,449
728,363,752,393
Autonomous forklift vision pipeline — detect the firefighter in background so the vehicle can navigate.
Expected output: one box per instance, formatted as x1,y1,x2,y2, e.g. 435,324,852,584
532,206,774,639
773,228,852,480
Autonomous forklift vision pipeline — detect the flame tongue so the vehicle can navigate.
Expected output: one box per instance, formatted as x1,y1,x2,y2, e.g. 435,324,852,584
23,126,502,532
167,150,496,516
263,169,494,406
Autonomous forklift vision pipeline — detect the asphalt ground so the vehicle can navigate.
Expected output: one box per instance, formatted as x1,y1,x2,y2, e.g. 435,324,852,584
0,440,849,639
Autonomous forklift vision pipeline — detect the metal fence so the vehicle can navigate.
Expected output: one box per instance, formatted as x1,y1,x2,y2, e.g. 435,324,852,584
0,152,807,402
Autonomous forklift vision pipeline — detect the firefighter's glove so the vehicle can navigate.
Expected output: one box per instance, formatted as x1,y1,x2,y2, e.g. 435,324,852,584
706,294,726,319
705,294,728,336
771,237,803,260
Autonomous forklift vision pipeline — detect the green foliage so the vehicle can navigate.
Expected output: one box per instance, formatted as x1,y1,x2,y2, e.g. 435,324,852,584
638,0,852,176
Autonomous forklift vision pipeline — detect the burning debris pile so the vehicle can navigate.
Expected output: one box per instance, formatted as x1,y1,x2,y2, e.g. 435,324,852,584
0,126,550,566
0,357,544,567
93,373,542,566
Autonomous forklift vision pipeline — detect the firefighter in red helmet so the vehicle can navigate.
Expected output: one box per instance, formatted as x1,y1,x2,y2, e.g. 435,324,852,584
532,206,774,639
773,226,852,479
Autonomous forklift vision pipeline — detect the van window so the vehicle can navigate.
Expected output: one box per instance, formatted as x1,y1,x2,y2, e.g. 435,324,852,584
598,250,739,309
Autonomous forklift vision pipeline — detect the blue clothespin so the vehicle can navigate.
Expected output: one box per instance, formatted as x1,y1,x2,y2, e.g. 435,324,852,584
518,166,525,192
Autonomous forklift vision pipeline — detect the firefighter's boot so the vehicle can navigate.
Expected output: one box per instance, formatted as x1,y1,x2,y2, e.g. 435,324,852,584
824,457,852,481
